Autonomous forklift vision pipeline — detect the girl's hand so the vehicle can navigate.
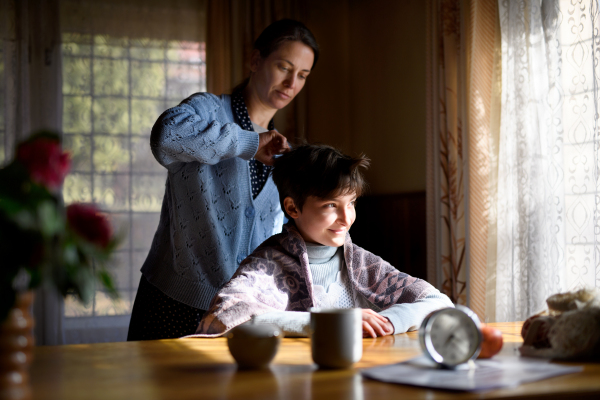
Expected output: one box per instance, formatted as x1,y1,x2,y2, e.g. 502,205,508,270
362,309,394,338
255,130,288,165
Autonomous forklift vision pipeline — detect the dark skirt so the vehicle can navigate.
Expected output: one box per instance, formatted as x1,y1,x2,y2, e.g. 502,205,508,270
127,275,206,341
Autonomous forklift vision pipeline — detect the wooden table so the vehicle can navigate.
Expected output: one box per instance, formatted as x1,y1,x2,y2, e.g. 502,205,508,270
30,322,600,399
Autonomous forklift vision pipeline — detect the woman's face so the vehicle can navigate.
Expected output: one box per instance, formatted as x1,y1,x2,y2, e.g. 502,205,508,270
250,40,314,110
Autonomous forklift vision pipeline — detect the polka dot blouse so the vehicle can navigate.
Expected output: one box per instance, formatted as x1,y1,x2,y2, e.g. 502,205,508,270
231,89,274,199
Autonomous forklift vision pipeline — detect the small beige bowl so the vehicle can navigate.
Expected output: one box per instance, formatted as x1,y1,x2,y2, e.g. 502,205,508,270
227,322,282,369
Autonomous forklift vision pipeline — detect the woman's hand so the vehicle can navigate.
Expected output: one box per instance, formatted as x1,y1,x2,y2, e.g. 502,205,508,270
255,130,289,166
362,309,394,338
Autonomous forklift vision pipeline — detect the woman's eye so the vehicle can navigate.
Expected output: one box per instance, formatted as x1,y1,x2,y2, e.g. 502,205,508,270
325,203,335,208
299,75,307,80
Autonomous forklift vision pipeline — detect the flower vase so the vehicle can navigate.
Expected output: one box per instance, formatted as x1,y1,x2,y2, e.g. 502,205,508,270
0,291,34,400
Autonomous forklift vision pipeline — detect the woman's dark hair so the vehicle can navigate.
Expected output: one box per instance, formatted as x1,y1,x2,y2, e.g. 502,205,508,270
272,144,370,220
254,19,319,68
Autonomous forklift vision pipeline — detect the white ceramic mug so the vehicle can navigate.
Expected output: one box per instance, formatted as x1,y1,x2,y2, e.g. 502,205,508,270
309,308,363,369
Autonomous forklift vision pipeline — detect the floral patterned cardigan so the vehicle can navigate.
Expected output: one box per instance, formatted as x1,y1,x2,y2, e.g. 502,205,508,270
190,224,435,337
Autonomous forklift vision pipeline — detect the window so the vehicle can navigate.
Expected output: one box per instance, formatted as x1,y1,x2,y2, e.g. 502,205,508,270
60,0,206,342
557,5,598,290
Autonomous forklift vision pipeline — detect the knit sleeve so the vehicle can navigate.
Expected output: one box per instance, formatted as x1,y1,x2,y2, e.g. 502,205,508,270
378,289,454,334
150,93,258,170
252,311,310,337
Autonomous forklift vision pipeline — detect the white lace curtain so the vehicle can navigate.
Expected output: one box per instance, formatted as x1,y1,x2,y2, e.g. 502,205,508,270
494,0,600,321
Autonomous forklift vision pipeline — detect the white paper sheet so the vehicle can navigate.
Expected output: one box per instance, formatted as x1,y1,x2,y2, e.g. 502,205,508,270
360,355,583,392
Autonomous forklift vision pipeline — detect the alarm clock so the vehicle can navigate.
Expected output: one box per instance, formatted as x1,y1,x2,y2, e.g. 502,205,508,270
419,305,482,368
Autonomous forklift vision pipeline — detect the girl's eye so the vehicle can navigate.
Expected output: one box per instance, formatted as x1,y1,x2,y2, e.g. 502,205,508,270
299,75,307,80
325,203,336,208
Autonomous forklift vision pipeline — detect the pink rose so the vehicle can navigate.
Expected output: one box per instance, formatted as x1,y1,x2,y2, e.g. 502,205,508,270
66,204,112,249
17,138,71,190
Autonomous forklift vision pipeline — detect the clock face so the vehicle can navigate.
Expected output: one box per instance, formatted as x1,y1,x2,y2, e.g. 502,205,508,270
420,306,482,367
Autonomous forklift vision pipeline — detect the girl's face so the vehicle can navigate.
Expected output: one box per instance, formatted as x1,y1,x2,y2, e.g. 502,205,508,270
250,40,314,110
285,192,357,247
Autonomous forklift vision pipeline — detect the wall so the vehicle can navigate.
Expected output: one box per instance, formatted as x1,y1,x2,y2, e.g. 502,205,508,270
305,0,427,195
303,0,428,276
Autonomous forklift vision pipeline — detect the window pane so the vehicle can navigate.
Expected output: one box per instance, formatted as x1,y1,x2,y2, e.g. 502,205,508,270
95,290,130,316
131,60,165,97
167,63,205,100
93,173,130,211
94,58,129,96
63,56,91,95
62,33,92,56
94,35,128,58
63,95,92,133
62,32,204,320
131,135,162,172
132,174,165,212
130,38,166,61
93,98,129,134
110,212,131,250
64,294,93,317
132,213,160,250
63,134,92,173
131,99,164,135
63,173,93,204
93,135,129,173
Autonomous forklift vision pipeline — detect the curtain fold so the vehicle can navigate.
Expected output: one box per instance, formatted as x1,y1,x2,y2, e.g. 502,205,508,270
467,0,499,320
1,0,32,163
497,0,567,322
429,0,600,322
427,0,499,317
427,0,470,306
1,0,66,345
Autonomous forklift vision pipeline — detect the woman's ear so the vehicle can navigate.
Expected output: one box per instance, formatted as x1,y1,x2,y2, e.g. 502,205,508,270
283,197,300,219
249,49,262,73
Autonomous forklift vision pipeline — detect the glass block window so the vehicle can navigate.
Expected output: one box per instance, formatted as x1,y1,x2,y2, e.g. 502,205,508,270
61,33,206,319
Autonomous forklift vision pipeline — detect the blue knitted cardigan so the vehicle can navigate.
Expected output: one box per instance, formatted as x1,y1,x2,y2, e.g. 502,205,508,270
141,92,285,310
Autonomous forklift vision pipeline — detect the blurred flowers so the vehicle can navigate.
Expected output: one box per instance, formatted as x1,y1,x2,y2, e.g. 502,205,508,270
0,131,119,322
17,137,70,191
66,204,112,249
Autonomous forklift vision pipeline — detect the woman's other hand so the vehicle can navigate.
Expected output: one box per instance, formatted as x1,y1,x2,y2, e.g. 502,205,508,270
362,309,394,338
255,130,289,166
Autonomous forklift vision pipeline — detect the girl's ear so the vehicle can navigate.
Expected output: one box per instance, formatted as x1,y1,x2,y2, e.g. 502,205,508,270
249,49,262,73
283,197,300,219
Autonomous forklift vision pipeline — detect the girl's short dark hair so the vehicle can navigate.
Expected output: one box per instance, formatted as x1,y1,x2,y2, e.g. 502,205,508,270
254,19,319,68
272,144,370,219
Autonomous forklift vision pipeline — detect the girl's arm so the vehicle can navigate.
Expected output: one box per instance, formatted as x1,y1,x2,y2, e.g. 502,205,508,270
379,289,454,334
252,311,310,337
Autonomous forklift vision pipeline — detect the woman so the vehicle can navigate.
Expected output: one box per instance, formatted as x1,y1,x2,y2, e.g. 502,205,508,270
127,19,319,341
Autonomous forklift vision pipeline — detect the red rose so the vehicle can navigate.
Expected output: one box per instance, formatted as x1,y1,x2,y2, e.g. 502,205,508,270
17,137,71,190
66,204,112,249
